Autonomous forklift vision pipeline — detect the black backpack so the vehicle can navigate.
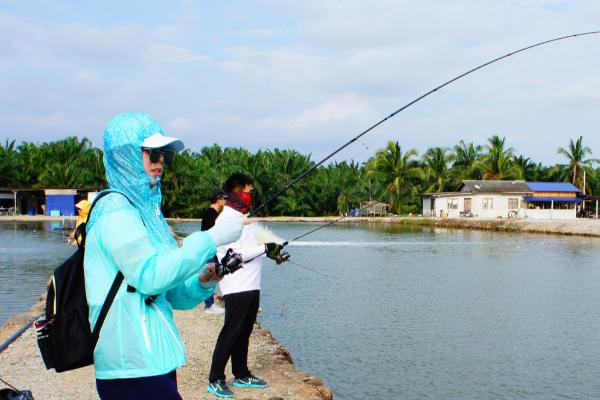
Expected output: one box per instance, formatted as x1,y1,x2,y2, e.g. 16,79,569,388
36,190,127,372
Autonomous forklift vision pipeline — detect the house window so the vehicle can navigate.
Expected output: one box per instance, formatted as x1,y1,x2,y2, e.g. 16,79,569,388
508,198,519,209
447,198,458,210
482,198,493,209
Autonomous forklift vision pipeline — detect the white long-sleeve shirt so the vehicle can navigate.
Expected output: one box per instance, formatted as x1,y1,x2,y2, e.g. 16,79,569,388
215,206,266,295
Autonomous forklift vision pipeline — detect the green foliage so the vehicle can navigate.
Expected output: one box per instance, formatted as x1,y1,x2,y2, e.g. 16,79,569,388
422,147,452,193
1,134,597,217
2,137,106,189
451,140,482,181
478,135,520,180
366,141,423,214
554,136,599,193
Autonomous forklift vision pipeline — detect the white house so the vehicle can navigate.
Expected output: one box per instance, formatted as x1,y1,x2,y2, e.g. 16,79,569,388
422,180,581,220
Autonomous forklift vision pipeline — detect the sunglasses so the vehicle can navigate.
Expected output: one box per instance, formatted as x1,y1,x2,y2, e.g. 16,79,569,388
143,148,175,164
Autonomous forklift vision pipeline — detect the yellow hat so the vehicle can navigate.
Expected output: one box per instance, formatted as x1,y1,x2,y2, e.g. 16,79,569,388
75,199,91,211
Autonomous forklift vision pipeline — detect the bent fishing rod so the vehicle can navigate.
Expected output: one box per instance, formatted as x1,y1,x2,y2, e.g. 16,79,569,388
249,30,600,219
229,31,600,271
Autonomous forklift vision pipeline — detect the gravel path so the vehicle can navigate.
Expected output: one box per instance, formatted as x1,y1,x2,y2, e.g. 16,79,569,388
0,302,332,400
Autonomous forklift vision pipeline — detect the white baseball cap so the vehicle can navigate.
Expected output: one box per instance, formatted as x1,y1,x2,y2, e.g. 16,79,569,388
141,133,185,152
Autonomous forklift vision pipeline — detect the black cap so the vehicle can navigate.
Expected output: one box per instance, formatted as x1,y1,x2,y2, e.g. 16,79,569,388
210,189,228,203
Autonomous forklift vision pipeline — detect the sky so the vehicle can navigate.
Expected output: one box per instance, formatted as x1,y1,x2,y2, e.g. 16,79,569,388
1,0,599,165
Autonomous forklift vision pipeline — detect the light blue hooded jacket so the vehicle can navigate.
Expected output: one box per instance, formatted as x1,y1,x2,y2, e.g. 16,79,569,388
84,112,216,379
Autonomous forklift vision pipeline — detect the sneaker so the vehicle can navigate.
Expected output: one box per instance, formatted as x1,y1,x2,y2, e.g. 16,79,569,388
207,380,234,398
205,303,225,314
232,375,268,388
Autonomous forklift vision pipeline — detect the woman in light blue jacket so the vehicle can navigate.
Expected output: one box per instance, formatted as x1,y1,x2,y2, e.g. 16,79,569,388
84,112,243,399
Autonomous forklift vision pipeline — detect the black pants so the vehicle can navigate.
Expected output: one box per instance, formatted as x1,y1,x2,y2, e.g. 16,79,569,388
96,370,181,400
209,290,260,382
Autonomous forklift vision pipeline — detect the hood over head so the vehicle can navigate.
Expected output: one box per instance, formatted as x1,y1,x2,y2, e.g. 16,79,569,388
103,112,182,248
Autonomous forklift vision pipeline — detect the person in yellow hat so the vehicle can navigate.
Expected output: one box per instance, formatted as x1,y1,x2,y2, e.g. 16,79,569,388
68,199,91,246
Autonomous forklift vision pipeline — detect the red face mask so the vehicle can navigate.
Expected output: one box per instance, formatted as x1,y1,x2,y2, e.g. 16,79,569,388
227,191,253,214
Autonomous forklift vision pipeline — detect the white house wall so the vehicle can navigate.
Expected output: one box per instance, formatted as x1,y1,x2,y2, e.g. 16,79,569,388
422,198,432,216
524,208,576,220
426,194,540,219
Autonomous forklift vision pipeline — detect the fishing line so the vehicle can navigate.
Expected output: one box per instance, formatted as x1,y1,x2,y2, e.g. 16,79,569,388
249,30,600,218
241,202,373,265
286,259,329,277
282,202,377,246
213,31,600,276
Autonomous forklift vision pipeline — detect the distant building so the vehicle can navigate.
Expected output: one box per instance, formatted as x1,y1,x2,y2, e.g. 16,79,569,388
357,201,389,217
422,180,581,220
0,188,99,216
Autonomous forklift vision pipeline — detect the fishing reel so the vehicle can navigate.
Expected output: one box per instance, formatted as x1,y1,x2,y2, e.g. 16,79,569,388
0,388,34,400
265,242,290,265
216,248,244,277
275,251,290,265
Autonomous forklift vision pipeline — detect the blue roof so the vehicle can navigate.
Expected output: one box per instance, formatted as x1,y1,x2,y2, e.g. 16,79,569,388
523,196,582,203
526,182,580,193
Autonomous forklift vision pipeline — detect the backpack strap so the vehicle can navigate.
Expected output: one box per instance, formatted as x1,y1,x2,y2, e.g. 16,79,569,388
91,271,124,347
85,189,132,348
77,190,121,248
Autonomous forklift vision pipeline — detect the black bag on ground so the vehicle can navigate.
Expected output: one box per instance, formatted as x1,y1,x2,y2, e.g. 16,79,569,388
36,191,126,373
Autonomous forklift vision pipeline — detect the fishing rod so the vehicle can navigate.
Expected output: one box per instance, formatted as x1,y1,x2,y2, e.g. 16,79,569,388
249,30,600,218
0,378,34,400
0,377,34,400
224,31,600,274
0,316,40,400
0,315,41,353
238,203,374,269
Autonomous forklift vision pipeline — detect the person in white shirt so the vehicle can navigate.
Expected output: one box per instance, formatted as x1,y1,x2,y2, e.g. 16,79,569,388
206,173,284,398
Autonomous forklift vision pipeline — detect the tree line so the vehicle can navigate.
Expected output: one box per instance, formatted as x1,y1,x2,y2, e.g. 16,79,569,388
0,135,596,217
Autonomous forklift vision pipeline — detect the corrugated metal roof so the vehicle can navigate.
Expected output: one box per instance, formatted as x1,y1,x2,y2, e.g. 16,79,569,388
523,196,582,203
457,180,531,193
526,182,580,193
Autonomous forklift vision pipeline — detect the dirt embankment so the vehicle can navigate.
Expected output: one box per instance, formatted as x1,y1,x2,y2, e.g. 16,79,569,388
253,216,600,238
7,214,600,239
0,299,333,400
383,216,600,237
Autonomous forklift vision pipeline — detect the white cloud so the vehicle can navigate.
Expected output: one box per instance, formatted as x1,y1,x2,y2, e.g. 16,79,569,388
17,113,78,134
221,47,324,87
558,75,600,102
145,43,210,63
235,28,291,37
166,116,195,133
258,94,378,131
72,69,105,93
2,2,600,166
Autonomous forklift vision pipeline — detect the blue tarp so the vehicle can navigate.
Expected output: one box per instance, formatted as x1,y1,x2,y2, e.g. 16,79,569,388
523,196,582,203
526,182,580,193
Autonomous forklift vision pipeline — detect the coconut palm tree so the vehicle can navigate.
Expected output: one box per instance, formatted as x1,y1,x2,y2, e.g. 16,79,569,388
478,135,520,180
451,140,482,180
328,161,366,215
0,140,20,187
366,141,422,214
422,147,452,192
273,192,312,216
36,137,99,188
513,155,536,181
555,136,598,193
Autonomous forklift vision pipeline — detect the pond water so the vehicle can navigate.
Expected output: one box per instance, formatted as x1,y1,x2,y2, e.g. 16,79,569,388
0,222,73,324
2,221,600,399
